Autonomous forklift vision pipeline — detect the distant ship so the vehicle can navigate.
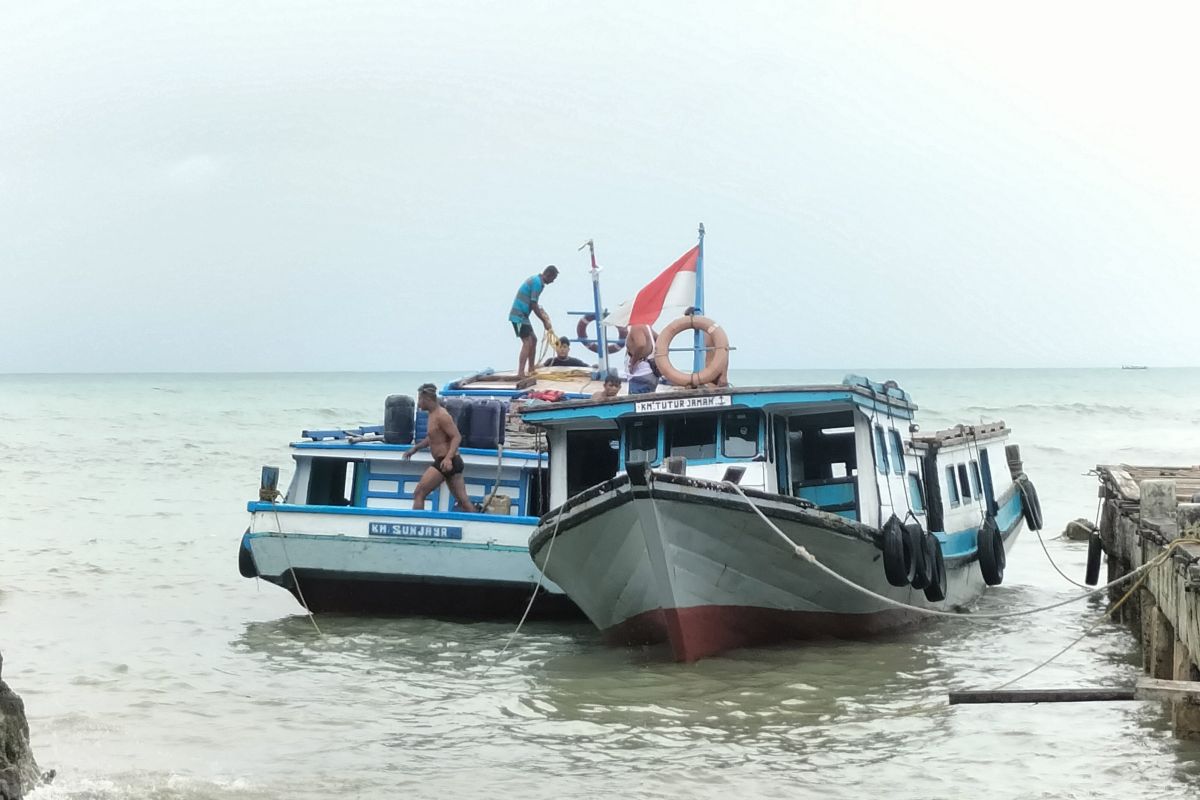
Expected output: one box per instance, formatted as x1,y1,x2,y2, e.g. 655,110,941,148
1121,365,1149,370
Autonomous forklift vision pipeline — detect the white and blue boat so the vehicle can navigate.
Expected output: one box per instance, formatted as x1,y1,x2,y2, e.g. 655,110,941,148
236,375,607,618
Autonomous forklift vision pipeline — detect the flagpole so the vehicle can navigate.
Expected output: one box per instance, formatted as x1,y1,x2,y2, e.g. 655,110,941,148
692,222,706,374
580,239,610,375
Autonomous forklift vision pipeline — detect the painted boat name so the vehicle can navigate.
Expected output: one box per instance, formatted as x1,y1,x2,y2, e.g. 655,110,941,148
635,395,732,413
368,522,464,540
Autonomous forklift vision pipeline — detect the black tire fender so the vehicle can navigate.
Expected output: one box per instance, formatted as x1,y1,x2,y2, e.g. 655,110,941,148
977,516,1005,586
881,515,914,587
1018,475,1044,531
1085,531,1103,586
908,523,933,590
238,528,258,579
923,534,948,602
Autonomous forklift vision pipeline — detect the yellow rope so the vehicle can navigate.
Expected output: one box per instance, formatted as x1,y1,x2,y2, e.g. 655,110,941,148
535,329,560,366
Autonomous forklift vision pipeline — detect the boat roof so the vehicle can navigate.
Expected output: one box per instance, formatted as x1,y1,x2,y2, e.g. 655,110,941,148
519,375,916,426
443,368,610,400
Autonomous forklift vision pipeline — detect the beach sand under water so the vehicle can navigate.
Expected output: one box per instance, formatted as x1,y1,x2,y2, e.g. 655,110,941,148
3,368,1200,799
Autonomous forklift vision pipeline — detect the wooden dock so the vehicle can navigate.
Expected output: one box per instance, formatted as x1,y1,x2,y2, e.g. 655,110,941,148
1097,464,1200,738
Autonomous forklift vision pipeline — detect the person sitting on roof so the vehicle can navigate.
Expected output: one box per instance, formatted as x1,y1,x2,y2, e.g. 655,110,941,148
542,336,590,368
591,371,622,401
402,384,477,513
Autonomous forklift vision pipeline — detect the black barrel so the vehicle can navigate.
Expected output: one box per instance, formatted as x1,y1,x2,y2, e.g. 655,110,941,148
444,397,473,442
384,395,415,444
466,399,504,450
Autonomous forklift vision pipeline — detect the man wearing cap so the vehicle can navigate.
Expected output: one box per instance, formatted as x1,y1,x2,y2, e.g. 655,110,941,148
402,384,477,512
542,336,589,368
509,265,558,378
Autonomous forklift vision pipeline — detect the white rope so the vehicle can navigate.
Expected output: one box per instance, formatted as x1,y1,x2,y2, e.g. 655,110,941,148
487,502,567,669
269,501,322,635
721,480,1172,622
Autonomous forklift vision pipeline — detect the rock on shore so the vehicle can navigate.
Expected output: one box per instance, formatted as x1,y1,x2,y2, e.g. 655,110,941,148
0,652,40,800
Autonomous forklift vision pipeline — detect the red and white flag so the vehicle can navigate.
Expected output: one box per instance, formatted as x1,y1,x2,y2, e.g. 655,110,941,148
604,245,699,328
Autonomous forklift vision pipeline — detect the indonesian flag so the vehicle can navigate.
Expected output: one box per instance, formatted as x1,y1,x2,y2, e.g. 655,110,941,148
604,245,699,328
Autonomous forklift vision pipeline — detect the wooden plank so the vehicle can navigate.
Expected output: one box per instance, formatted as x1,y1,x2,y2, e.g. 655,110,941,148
948,688,1136,704
1135,678,1200,703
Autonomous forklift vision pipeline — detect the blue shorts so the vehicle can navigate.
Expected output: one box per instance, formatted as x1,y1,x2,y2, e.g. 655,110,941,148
629,375,659,395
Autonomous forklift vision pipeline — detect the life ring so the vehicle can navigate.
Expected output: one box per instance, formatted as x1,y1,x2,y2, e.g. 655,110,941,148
1085,531,1103,586
576,314,625,355
653,315,730,388
976,516,1005,586
1017,474,1044,531
881,514,915,587
923,534,947,602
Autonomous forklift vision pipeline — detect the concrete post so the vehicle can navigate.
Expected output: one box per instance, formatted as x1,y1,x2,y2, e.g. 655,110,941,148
1142,479,1179,540
1149,602,1175,681
1172,640,1200,739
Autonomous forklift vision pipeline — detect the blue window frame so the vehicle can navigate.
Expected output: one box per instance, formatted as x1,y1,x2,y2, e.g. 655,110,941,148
874,426,889,474
666,414,718,460
969,461,982,498
957,463,972,499
722,410,760,458
907,472,925,514
625,418,659,465
945,465,960,506
889,429,905,475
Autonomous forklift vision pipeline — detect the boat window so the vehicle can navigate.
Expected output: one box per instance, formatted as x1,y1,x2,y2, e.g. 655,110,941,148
666,414,718,460
945,465,960,506
957,464,972,499
888,429,905,475
874,426,889,474
567,429,620,496
625,418,660,465
308,458,358,506
969,461,983,498
784,412,858,484
722,410,760,458
908,472,926,514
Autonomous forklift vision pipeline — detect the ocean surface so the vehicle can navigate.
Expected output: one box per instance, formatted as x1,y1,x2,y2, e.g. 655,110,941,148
4,368,1200,799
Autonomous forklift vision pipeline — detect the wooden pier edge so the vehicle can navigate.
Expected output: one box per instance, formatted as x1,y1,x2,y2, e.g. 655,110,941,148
1095,465,1200,738
948,679,1200,706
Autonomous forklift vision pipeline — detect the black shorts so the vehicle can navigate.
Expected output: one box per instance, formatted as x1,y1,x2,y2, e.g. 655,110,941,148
435,454,465,477
512,321,534,339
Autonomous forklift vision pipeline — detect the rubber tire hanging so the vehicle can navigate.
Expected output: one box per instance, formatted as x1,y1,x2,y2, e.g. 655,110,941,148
1018,475,1044,531
909,523,934,590
976,516,1005,586
1085,531,1103,586
923,533,948,602
881,515,915,587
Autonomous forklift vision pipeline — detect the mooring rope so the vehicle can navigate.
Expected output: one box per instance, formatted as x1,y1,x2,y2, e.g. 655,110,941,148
263,496,323,636
722,480,1190,623
485,502,567,672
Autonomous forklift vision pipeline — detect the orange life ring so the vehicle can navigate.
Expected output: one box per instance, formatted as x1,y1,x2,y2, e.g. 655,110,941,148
653,315,730,388
576,313,626,355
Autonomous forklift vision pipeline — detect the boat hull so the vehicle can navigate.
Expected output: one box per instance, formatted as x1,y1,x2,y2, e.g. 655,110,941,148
242,509,579,619
530,474,1024,661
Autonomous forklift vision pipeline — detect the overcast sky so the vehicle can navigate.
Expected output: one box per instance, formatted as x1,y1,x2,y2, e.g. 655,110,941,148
3,1,1198,372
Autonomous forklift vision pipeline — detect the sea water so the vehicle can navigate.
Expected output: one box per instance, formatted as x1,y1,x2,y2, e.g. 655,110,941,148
3,369,1200,799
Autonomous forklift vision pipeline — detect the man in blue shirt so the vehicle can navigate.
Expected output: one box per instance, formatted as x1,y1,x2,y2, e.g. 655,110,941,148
509,265,558,378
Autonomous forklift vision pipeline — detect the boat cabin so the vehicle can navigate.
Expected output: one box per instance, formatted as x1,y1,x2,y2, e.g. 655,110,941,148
519,375,1012,534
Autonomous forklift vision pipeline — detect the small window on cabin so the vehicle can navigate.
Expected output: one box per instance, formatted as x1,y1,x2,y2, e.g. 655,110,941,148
945,465,960,506
308,458,357,506
666,414,718,460
625,418,660,464
908,472,926,514
888,429,905,475
957,464,972,499
722,411,760,458
969,461,982,498
874,426,889,474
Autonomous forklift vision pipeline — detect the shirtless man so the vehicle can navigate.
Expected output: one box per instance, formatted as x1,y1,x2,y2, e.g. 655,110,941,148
591,372,622,401
401,384,477,512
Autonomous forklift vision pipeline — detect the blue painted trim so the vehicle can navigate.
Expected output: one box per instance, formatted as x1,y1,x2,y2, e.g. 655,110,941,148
292,442,547,460
934,489,1022,557
522,390,914,423
247,502,539,526
245,530,531,553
